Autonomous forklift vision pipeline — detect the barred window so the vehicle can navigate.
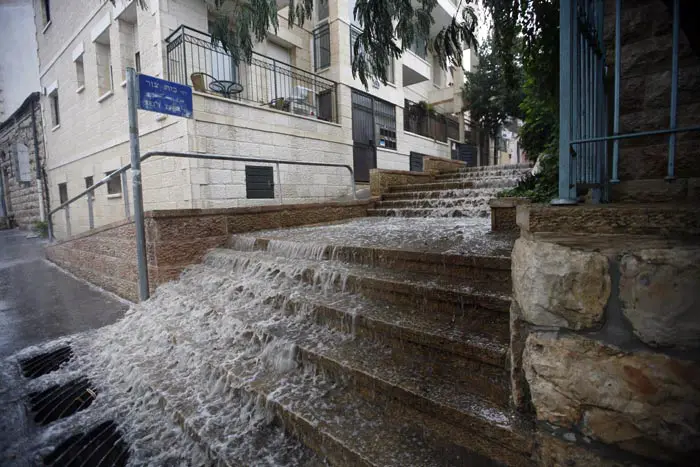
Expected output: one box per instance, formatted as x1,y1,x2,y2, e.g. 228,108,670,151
314,24,331,70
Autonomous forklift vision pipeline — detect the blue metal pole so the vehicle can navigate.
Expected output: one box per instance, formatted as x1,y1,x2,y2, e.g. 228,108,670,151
667,0,680,180
554,0,577,204
611,0,621,183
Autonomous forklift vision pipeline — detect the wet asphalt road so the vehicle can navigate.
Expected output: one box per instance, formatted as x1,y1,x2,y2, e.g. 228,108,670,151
0,229,128,358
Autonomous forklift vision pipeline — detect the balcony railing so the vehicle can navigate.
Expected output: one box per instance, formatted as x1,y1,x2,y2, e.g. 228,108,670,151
404,100,459,142
165,25,338,122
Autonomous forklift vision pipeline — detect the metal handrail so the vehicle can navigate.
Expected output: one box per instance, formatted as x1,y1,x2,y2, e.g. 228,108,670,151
47,151,357,241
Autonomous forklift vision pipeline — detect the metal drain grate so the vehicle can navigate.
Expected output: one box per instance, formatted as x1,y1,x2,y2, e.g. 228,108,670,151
28,377,97,426
43,420,129,467
19,346,73,379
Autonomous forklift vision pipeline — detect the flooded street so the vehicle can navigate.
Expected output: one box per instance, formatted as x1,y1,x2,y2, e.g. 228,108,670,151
0,229,127,358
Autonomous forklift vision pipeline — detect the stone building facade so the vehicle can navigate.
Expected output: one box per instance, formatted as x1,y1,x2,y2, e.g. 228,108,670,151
0,92,47,229
34,0,473,240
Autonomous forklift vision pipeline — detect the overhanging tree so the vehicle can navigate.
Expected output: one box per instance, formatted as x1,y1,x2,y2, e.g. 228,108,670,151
123,0,478,88
462,41,522,165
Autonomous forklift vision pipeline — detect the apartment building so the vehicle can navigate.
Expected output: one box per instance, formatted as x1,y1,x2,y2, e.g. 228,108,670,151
35,0,474,239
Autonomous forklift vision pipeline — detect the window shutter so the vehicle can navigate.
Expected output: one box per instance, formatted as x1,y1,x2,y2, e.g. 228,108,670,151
245,166,275,199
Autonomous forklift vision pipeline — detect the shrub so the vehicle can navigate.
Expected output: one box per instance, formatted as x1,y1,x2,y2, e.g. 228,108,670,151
498,154,558,203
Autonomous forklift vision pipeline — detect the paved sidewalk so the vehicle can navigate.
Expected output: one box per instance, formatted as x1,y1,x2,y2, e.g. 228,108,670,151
0,229,127,358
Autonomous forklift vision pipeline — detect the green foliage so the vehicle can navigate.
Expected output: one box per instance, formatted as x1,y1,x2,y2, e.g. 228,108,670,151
462,41,523,138
519,71,558,158
33,221,49,238
498,155,558,203
475,0,560,159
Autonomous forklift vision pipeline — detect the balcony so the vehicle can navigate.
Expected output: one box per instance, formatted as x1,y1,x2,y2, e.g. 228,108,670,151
165,26,338,123
402,38,431,86
404,99,460,142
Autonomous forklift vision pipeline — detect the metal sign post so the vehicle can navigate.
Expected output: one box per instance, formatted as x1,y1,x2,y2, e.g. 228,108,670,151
126,68,149,302
126,69,194,302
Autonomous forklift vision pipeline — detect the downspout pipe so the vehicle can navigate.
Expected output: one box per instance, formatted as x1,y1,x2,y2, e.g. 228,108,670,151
30,96,46,221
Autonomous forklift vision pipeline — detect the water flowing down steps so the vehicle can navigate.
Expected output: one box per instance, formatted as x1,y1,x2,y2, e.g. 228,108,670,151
369,164,531,218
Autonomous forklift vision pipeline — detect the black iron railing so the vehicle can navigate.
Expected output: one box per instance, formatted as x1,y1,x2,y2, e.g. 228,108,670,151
404,99,459,142
165,25,338,122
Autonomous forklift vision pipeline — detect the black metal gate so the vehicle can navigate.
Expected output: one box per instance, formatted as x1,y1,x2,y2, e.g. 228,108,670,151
351,90,376,182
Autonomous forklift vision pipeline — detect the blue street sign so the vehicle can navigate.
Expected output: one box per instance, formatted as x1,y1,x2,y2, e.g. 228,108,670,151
137,73,193,118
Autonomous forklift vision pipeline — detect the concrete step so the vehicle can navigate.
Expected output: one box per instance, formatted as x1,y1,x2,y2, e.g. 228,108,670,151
375,197,493,210
205,249,512,319
153,281,534,466
388,179,518,193
381,187,502,201
368,207,490,218
227,234,512,294
522,203,700,237
457,163,532,173
435,171,530,181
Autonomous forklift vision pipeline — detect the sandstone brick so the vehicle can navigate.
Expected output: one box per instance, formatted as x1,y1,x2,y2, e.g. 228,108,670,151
524,332,700,463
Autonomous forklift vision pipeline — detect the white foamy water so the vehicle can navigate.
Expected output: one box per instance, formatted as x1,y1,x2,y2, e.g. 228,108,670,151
376,168,527,218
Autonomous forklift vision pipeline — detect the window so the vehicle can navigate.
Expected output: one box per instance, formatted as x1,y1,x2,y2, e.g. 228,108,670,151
409,36,428,60
374,98,396,150
95,29,113,96
75,55,85,89
410,152,426,172
117,4,139,81
351,26,393,84
105,172,122,195
350,26,361,67
317,90,334,122
316,0,329,22
41,0,51,25
313,24,331,71
245,166,275,199
58,183,67,204
49,90,60,127
432,55,444,87
84,176,93,189
15,144,31,183
134,51,141,72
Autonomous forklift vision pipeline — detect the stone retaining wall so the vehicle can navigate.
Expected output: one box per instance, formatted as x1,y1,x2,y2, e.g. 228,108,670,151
47,201,372,301
488,198,530,232
422,155,465,173
369,169,434,197
510,204,700,465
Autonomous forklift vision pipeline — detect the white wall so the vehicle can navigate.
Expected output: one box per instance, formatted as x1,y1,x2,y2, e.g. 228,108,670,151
0,0,40,119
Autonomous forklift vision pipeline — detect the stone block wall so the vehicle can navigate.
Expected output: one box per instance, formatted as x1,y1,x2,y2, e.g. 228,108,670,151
488,198,529,232
422,155,465,173
510,204,700,465
605,0,700,183
46,219,140,301
369,168,434,197
47,200,372,301
0,93,46,229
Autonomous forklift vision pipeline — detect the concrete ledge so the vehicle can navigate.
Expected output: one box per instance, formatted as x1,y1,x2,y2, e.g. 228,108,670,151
46,201,373,301
517,202,700,237
423,155,465,174
370,169,434,197
489,197,530,232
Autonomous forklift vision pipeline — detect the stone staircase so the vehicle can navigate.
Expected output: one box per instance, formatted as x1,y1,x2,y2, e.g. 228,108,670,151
369,164,531,218
116,221,533,466
9,165,540,466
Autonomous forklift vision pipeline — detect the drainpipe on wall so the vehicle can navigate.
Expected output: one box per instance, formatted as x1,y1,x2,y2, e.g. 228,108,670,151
31,98,46,221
